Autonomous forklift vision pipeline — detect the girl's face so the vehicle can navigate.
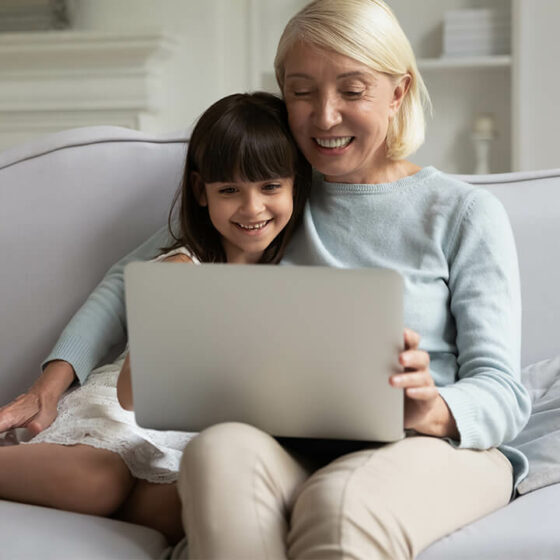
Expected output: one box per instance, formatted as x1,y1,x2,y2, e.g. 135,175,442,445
199,177,294,264
283,42,408,184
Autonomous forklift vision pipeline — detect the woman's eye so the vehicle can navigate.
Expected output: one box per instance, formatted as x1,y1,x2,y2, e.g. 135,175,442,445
293,90,311,97
218,187,237,195
343,90,363,98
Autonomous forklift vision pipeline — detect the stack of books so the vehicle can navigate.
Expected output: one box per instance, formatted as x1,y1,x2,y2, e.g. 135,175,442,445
443,8,510,57
0,0,70,32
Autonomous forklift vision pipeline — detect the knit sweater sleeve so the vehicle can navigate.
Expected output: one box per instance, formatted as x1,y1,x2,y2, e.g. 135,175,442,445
438,189,531,449
42,226,171,384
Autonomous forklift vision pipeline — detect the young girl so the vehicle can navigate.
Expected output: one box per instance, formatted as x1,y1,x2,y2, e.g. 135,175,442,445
3,91,310,544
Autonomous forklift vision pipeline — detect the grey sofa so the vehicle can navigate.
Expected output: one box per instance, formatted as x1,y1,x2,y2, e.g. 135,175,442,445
1,126,559,559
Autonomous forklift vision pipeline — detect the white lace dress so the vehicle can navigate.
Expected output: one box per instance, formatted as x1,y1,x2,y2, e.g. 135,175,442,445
24,248,198,483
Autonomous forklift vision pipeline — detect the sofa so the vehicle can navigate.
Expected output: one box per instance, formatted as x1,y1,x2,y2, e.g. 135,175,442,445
1,126,559,559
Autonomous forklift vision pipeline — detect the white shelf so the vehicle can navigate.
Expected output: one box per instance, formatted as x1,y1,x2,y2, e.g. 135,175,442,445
418,55,512,70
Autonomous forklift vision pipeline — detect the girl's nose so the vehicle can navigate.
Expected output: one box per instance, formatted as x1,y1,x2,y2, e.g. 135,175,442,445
313,93,342,130
241,192,265,215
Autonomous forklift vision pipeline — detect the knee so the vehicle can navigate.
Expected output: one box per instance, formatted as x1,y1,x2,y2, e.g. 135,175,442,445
180,422,268,470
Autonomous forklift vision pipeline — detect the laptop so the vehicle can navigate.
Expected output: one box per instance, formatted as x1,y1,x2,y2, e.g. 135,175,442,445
124,262,405,442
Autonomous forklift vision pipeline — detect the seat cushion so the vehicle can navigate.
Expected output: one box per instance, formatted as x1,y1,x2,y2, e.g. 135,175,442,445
0,499,167,559
418,483,560,559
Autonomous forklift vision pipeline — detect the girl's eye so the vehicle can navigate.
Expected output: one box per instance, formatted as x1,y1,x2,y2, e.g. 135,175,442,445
218,187,237,195
262,183,281,192
294,91,311,97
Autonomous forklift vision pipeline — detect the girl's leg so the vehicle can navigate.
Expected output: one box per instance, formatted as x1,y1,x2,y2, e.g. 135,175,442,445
177,422,310,560
115,480,184,544
0,443,133,515
288,436,513,560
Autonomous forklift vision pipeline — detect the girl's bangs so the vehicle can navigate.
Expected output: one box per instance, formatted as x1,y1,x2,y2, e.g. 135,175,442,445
198,115,296,183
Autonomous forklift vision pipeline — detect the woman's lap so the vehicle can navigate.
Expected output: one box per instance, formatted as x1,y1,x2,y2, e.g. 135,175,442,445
178,424,513,560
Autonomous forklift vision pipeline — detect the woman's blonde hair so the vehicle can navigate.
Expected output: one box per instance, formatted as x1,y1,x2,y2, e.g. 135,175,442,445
274,0,431,160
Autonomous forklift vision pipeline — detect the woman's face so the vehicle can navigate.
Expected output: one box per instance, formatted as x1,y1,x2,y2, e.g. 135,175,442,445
283,42,408,184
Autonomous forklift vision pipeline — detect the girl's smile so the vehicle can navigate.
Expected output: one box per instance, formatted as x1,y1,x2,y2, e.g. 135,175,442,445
234,219,272,232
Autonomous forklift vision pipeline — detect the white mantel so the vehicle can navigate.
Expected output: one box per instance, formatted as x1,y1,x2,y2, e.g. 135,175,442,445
0,30,176,150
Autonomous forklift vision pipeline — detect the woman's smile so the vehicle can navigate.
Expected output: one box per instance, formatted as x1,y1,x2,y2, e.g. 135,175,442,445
313,136,355,154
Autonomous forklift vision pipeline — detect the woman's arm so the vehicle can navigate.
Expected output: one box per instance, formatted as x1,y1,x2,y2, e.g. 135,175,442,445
42,226,171,385
0,360,75,434
438,189,531,448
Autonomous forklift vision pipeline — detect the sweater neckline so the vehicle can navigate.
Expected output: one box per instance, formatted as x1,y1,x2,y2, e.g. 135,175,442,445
320,166,438,194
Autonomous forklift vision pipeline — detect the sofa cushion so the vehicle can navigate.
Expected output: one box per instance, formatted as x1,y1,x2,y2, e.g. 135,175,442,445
510,355,560,494
0,499,167,559
418,483,560,559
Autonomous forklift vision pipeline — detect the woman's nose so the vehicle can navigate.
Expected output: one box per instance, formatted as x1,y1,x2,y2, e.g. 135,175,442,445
313,93,342,130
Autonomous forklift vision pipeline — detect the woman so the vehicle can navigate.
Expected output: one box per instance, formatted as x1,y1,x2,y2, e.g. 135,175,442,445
0,1,530,558
176,1,530,558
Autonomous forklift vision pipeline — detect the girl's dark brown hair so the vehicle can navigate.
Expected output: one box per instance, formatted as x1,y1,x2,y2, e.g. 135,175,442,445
165,92,311,263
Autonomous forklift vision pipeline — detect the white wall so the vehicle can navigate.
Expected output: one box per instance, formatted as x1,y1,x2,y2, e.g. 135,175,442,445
3,0,558,172
514,0,560,171
69,0,253,132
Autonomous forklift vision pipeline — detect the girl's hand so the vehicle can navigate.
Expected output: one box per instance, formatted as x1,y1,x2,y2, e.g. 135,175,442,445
390,329,459,440
0,360,74,435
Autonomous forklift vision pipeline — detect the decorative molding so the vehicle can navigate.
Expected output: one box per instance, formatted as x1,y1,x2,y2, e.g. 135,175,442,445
0,31,177,148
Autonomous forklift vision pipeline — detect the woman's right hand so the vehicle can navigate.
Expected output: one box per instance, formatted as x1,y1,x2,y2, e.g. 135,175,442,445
0,360,75,435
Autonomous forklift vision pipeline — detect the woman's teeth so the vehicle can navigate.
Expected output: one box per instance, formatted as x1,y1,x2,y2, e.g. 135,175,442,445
315,136,353,148
236,220,270,230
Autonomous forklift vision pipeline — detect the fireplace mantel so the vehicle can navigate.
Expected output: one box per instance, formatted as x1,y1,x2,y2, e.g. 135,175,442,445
0,30,176,150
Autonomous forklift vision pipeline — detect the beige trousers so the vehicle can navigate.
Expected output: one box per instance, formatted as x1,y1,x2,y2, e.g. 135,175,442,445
177,423,512,560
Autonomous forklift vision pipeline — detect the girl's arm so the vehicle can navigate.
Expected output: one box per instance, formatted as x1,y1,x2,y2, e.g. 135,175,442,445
117,355,133,410
116,251,193,411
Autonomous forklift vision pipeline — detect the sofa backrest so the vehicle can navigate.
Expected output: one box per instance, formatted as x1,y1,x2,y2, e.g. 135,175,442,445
0,126,558,405
0,127,188,404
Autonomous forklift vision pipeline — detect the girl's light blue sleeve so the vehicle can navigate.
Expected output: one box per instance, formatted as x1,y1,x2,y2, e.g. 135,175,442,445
42,226,172,384
438,189,531,449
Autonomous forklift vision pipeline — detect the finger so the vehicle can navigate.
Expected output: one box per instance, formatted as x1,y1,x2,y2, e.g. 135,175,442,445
390,372,433,389
0,397,40,432
405,386,439,400
399,349,430,370
26,406,57,435
403,328,420,350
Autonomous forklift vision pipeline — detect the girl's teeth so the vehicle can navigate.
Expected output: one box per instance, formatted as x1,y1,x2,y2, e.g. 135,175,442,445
237,220,269,230
315,137,353,148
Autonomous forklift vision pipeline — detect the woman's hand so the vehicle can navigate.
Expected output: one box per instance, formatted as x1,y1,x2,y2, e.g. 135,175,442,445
0,360,75,436
390,329,459,440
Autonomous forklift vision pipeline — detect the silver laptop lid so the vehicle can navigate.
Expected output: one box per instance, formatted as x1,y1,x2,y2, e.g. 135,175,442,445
125,263,404,442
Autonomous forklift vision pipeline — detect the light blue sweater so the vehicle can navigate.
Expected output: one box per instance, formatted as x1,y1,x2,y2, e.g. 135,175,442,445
44,166,531,486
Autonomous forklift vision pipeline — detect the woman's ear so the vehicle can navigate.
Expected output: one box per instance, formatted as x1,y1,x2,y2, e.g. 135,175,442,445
389,74,411,117
191,172,207,206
